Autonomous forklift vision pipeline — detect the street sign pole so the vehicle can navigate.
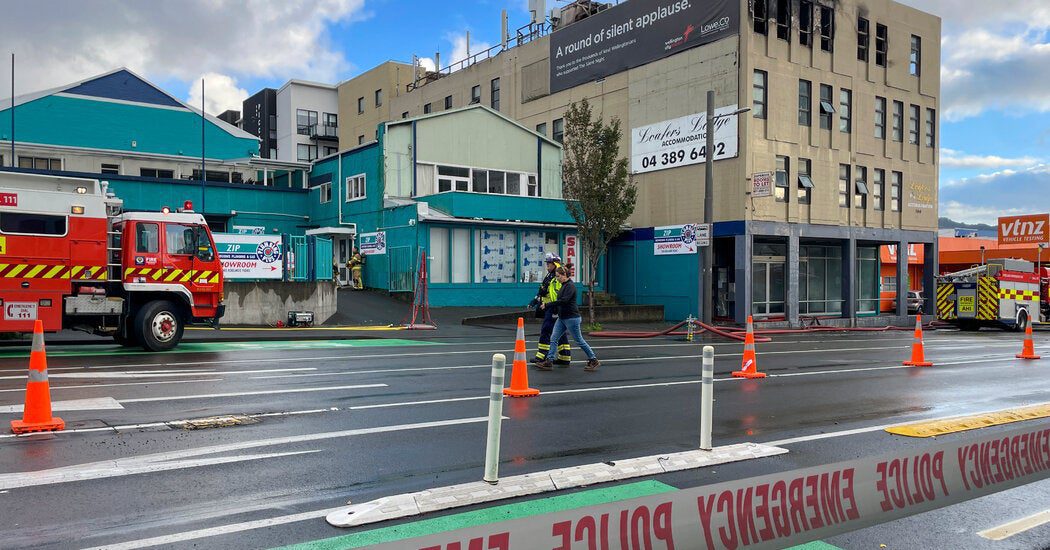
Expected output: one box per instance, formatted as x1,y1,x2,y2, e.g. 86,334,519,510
701,90,715,325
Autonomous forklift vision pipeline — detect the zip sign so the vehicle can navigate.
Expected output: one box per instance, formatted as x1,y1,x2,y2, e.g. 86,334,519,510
998,213,1049,245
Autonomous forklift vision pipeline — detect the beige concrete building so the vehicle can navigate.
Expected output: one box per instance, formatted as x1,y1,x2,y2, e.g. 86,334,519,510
337,62,415,147
337,0,941,325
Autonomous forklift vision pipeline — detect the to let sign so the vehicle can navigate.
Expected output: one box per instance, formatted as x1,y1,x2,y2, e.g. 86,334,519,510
752,172,773,198
998,213,1049,245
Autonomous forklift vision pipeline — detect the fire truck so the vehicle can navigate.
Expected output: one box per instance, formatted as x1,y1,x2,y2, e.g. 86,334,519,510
0,172,224,351
935,258,1041,331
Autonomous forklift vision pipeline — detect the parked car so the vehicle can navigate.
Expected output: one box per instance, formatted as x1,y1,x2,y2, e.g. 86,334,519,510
907,290,924,314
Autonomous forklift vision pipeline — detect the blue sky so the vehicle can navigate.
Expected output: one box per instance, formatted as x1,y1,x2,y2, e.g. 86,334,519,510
1,0,1048,225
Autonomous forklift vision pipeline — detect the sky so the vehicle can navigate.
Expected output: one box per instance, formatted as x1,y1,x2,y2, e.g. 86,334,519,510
0,0,1048,225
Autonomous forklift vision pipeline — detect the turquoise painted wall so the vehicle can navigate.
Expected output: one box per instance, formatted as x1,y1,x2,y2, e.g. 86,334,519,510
419,193,576,224
0,95,258,160
309,143,384,228
609,230,698,321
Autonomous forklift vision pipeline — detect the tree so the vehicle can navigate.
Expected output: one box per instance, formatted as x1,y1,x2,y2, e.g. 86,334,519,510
561,98,637,324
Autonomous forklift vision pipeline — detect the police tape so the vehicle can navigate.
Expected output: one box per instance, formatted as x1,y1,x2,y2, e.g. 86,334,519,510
372,421,1050,549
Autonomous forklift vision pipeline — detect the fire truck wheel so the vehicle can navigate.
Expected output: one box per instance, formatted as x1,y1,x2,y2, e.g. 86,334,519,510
134,300,184,352
1014,310,1030,333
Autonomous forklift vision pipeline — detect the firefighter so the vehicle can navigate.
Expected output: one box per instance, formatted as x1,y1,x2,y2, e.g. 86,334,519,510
530,253,571,365
349,247,364,290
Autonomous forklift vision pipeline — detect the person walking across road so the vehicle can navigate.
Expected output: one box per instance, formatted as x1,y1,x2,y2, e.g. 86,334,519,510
536,266,600,372
530,253,572,365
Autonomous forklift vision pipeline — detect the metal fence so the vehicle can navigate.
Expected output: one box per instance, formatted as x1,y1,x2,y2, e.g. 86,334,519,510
288,236,310,281
315,237,333,281
284,235,334,282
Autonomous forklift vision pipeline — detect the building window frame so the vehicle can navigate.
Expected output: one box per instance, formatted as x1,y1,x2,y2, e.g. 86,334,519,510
296,109,318,135
925,108,936,147
857,17,870,62
908,104,920,144
357,97,365,114
891,171,902,212
799,0,813,46
374,89,383,107
775,0,790,40
875,24,888,67
775,155,790,203
838,164,851,208
444,95,453,110
798,158,813,204
424,103,432,114
819,84,834,130
819,5,834,52
100,163,120,175
297,143,318,162
317,182,331,204
18,156,62,171
490,78,501,111
875,96,886,139
753,0,768,35
536,122,547,136
873,168,885,211
140,167,174,179
471,85,481,104
345,173,366,202
892,101,904,142
910,35,922,76
839,88,852,133
753,70,768,119
854,166,868,209
552,118,564,143
798,79,812,126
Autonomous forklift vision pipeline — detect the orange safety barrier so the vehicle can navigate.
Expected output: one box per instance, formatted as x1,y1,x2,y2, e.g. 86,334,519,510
732,315,767,379
903,315,933,367
503,317,540,397
1016,322,1040,360
10,320,65,434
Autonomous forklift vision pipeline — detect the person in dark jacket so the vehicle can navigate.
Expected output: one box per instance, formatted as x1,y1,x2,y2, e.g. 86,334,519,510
536,267,600,372
530,253,571,365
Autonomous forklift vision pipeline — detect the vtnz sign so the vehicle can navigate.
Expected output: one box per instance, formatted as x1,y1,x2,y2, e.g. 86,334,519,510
998,213,1049,245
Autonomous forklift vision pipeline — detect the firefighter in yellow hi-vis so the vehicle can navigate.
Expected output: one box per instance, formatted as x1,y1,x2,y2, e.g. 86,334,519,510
530,253,571,365
348,247,364,290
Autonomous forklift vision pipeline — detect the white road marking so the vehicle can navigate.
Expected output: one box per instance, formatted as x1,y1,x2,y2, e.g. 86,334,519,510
978,508,1050,541
0,367,315,380
0,378,224,394
763,424,899,446
118,383,387,404
79,506,349,550
0,416,491,490
0,397,124,413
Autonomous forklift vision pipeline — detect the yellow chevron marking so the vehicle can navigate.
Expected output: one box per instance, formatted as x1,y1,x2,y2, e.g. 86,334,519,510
151,269,165,280
5,264,26,278
198,271,212,281
69,265,84,279
124,268,134,278
24,265,47,278
209,273,219,284
98,270,108,281
165,269,182,282
42,265,64,279
180,270,194,282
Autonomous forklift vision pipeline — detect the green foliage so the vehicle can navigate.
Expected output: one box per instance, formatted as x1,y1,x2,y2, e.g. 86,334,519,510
583,322,604,332
561,98,638,324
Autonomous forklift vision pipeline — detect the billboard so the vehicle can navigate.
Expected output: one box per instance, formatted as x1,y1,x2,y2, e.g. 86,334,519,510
998,213,1049,245
215,234,284,279
360,231,387,255
549,0,739,93
654,224,704,255
630,105,740,174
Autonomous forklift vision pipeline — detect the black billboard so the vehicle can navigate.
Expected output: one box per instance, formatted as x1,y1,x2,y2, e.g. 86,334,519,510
549,0,739,93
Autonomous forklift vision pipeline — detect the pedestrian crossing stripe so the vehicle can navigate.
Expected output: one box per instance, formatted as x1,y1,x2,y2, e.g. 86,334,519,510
0,264,107,280
978,277,999,320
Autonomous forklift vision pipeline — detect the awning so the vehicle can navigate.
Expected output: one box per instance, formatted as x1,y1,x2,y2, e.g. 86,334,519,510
306,226,356,236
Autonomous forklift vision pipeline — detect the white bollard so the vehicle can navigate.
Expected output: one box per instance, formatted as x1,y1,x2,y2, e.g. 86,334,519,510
484,353,507,484
700,345,714,451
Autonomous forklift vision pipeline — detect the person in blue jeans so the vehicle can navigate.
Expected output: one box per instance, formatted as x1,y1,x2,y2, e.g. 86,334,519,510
535,266,601,372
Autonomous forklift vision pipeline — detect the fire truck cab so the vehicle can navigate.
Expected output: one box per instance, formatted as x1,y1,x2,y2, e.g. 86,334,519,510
0,172,224,351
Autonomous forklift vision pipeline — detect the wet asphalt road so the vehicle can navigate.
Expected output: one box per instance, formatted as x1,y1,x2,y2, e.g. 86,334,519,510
0,327,1047,549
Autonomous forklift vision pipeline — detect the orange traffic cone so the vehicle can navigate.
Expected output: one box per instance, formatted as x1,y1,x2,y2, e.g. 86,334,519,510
503,317,540,397
10,320,64,434
903,315,933,367
732,316,767,379
1016,322,1040,360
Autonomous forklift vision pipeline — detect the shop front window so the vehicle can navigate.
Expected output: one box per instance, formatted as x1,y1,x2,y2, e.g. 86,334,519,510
856,246,881,314
475,229,517,283
799,245,843,314
521,231,560,283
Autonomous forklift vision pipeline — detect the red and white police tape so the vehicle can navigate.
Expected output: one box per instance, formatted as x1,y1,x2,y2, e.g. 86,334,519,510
371,421,1050,549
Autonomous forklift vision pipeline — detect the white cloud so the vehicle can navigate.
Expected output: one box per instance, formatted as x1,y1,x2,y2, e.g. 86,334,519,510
0,0,364,111
940,148,1042,169
940,201,1029,225
940,164,1050,223
186,73,249,116
444,32,494,70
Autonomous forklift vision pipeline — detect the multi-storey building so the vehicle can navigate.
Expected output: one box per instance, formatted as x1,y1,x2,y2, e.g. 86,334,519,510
275,80,340,164
242,88,278,159
336,61,416,148
337,0,941,324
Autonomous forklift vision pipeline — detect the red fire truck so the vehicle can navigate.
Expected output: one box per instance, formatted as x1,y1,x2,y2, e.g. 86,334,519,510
0,172,224,351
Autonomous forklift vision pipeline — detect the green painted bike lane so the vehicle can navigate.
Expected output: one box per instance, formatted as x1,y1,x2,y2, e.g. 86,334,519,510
0,338,438,359
275,481,843,550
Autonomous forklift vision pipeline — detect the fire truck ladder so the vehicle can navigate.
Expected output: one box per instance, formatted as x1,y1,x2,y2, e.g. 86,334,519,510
107,224,123,281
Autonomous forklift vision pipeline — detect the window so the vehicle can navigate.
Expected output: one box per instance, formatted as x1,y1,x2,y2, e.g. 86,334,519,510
135,223,159,253
775,155,789,203
799,245,843,314
424,103,432,114
0,212,67,236
875,24,888,67
819,84,834,130
536,122,547,136
854,166,868,209
521,231,560,283
891,171,902,212
490,78,500,111
488,171,506,194
910,35,921,76
753,70,767,119
346,174,366,201
437,165,470,192
839,89,852,133
323,146,338,157
775,0,789,40
857,17,869,62
164,224,198,255
892,101,903,142
450,228,470,283
317,182,331,204
430,227,450,283
296,109,317,134
819,5,834,52
375,89,383,107
100,163,120,174
799,0,813,46
193,226,215,261
357,97,365,114
838,164,850,207
925,108,936,147
882,275,898,293
475,229,517,283
908,104,920,144
753,0,768,34
506,173,521,195
552,118,564,143
18,156,61,170
401,111,409,119
358,135,364,145
140,168,174,179
324,112,338,130
798,80,812,126
875,96,886,139
190,169,229,183
297,143,318,162
528,174,539,196
873,168,885,211
797,158,813,204
471,85,481,104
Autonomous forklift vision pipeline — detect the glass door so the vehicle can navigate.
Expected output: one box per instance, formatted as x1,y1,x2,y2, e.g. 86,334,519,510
752,256,786,316
337,237,350,286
